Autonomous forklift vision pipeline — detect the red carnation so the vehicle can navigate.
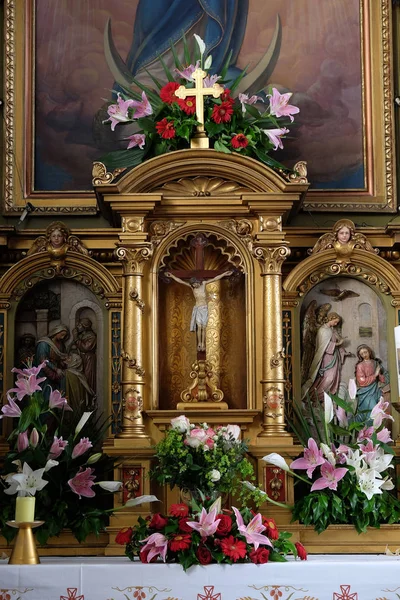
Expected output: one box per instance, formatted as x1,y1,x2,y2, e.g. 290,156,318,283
160,81,180,104
231,134,249,149
169,533,192,552
156,118,176,139
249,547,270,564
177,96,196,115
216,514,232,536
149,513,168,530
220,535,247,562
196,543,213,565
169,503,189,517
295,541,307,560
115,527,133,545
262,517,279,540
211,101,234,124
179,517,193,533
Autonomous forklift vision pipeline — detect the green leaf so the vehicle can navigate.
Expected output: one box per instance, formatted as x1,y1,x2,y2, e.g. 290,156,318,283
156,52,176,82
214,140,231,154
244,104,261,119
99,148,144,171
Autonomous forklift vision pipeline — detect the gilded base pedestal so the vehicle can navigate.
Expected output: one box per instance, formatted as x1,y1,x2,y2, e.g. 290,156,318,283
7,521,44,564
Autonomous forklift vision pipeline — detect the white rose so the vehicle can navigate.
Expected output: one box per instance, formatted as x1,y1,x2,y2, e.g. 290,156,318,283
210,469,221,482
170,415,191,433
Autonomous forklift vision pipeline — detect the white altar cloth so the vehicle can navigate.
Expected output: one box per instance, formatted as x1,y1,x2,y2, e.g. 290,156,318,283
1,555,400,600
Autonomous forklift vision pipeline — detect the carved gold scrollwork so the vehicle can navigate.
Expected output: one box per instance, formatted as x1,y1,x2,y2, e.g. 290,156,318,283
123,388,143,421
298,263,391,296
270,349,285,369
4,0,15,210
263,386,284,419
268,467,284,500
252,246,290,274
154,176,250,196
288,161,308,184
121,351,145,377
259,216,282,233
122,217,145,233
115,246,153,274
129,288,145,312
217,218,253,238
180,360,224,403
92,161,126,186
149,220,186,247
12,267,106,301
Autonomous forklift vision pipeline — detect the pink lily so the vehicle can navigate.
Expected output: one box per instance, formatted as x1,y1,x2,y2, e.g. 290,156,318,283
263,127,289,151
130,91,153,119
11,361,47,378
175,61,200,81
9,373,46,401
104,93,135,131
0,395,22,418
268,87,300,122
186,507,221,538
377,427,393,443
48,436,68,459
72,437,93,459
140,532,168,563
310,460,348,492
370,398,394,428
238,93,263,114
335,405,348,427
290,438,325,478
68,467,96,498
357,426,374,443
126,133,146,150
17,431,29,452
232,507,272,550
29,428,39,448
48,387,72,412
203,74,221,88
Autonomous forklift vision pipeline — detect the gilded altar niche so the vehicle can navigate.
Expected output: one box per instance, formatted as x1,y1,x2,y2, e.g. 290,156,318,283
158,233,246,410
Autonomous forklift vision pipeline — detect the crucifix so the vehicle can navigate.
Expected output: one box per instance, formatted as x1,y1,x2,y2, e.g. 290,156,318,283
165,233,232,356
174,68,224,148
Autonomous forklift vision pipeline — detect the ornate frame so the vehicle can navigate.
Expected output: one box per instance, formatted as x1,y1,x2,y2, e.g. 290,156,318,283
3,0,396,213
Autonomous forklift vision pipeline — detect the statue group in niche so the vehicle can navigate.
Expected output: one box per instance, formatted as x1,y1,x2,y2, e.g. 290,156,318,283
302,220,390,420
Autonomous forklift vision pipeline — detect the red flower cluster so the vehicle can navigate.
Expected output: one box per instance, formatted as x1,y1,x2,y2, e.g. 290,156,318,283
156,118,176,139
121,503,304,570
160,82,180,104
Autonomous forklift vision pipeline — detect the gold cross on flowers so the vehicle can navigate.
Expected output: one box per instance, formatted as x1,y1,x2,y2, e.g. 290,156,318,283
175,68,224,148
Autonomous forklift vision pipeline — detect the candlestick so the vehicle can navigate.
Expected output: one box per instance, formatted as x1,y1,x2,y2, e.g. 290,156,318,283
15,496,35,522
6,520,44,564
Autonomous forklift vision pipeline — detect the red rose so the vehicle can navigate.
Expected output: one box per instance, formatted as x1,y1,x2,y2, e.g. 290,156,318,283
263,517,279,541
179,517,193,533
231,134,249,149
115,527,133,545
149,513,168,530
295,541,307,560
216,514,232,536
211,101,234,124
169,503,189,517
177,96,196,115
196,544,213,565
156,118,176,139
249,547,270,564
160,81,180,104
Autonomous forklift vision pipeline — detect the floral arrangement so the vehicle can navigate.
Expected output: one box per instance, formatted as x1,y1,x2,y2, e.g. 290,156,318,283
0,361,130,545
100,34,299,172
150,415,254,502
117,497,306,571
264,383,400,533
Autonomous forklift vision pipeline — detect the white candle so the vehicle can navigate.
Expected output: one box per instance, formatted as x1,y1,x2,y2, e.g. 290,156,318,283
15,496,35,523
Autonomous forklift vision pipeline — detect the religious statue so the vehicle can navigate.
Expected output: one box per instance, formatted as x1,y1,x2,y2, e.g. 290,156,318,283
27,221,89,269
310,219,377,263
355,344,390,421
165,270,232,352
72,318,97,394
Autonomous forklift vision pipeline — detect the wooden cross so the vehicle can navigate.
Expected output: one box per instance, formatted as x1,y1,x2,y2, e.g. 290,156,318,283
175,68,224,148
169,234,226,281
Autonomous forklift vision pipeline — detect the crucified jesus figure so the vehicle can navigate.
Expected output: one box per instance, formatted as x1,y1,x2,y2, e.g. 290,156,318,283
165,271,233,352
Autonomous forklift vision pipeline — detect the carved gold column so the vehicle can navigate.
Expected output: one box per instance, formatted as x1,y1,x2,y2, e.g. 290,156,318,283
253,242,291,438
115,243,152,441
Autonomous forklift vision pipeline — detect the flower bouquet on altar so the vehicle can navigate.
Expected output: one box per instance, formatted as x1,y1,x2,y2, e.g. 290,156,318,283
117,497,307,570
150,415,254,502
100,34,299,172
264,383,400,533
0,361,134,545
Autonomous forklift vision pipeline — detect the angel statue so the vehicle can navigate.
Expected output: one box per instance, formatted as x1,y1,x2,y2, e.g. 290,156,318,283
27,221,89,269
309,219,377,263
301,306,352,403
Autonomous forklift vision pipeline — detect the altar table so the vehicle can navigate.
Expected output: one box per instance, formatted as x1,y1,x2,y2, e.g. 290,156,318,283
1,555,400,600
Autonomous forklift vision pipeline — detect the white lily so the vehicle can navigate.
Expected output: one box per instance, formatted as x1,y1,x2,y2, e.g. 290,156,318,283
320,443,336,466
74,412,93,436
365,447,394,474
194,34,206,56
381,476,395,491
97,481,122,492
357,469,384,500
124,495,160,507
324,392,334,424
204,55,212,70
348,378,357,401
10,462,48,496
44,460,59,472
262,452,290,472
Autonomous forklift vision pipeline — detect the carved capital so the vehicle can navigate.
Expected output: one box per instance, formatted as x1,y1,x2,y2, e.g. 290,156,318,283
115,245,153,274
253,246,290,274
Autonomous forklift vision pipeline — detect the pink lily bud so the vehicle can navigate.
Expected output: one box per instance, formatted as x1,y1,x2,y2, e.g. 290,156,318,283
72,437,93,459
48,436,68,459
17,431,29,452
29,428,39,448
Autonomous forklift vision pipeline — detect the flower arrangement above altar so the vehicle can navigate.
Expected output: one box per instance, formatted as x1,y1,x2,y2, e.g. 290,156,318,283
150,416,254,502
117,496,306,570
100,34,299,173
0,361,130,545
264,383,400,533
